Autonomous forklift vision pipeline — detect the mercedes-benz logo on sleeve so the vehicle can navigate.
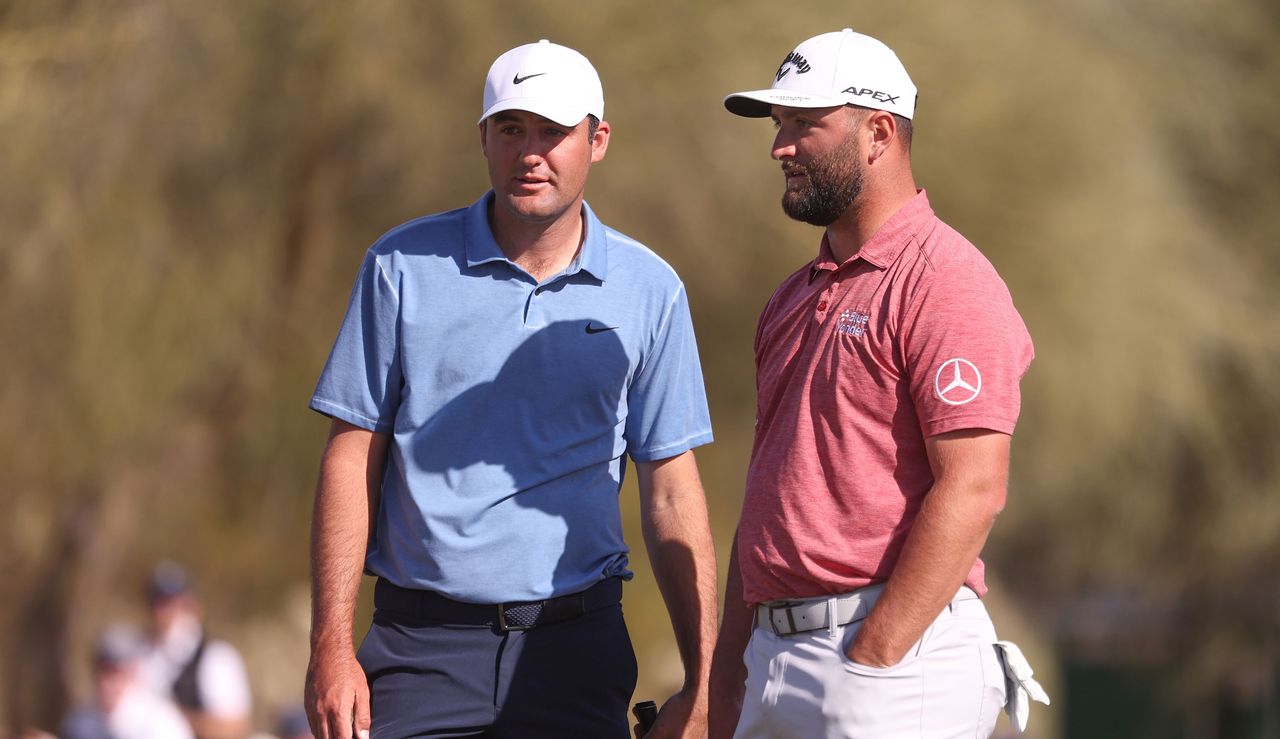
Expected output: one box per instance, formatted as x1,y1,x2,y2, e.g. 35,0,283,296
934,358,982,406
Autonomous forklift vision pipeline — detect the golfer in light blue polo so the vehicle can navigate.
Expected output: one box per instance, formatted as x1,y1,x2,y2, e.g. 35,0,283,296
304,39,718,739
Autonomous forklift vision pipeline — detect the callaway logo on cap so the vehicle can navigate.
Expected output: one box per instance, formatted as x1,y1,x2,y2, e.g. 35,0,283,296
724,28,917,120
479,40,604,127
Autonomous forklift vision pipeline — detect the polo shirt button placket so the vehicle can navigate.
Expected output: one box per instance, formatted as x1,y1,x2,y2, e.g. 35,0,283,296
816,289,833,318
813,270,836,320
525,284,545,327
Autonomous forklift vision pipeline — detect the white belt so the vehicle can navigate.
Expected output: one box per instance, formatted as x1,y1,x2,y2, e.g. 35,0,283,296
755,584,980,636
755,583,887,636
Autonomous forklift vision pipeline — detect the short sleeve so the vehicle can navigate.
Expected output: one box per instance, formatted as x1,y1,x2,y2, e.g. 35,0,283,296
309,250,404,432
901,258,1034,438
625,285,714,461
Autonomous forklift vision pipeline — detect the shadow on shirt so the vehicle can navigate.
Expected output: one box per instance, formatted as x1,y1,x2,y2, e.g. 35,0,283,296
408,318,633,598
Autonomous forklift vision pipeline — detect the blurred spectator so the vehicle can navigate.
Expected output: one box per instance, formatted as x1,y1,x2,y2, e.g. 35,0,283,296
137,562,252,739
59,624,194,739
243,706,313,739
275,707,313,739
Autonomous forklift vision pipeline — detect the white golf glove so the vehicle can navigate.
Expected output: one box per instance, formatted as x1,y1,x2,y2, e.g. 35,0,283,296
994,640,1051,733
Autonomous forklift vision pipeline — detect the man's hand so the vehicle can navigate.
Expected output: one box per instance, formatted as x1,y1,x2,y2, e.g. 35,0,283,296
633,687,707,739
305,647,371,739
844,635,903,669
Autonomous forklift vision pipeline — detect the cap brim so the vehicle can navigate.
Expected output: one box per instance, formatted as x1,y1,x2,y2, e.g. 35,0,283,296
478,100,590,128
723,89,848,118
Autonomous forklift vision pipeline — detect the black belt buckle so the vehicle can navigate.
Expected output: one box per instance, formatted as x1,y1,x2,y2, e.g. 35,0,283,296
497,594,586,632
497,602,535,632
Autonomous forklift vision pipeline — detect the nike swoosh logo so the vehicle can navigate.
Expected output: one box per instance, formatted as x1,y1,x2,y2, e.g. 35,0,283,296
585,322,618,334
513,72,546,84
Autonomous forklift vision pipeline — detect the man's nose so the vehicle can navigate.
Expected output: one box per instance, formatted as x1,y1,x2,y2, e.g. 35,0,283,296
520,137,552,166
771,136,796,161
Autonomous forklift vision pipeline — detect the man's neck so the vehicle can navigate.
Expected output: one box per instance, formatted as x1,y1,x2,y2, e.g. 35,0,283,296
489,199,586,282
824,180,918,265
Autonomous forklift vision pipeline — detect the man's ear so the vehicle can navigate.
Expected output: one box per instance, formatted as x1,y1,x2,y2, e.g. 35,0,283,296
590,119,611,164
866,110,896,165
478,120,488,157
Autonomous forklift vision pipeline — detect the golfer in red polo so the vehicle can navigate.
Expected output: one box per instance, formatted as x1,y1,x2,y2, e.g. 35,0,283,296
709,28,1049,738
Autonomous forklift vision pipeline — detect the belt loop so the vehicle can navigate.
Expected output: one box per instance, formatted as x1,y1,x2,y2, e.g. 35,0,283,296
826,597,838,638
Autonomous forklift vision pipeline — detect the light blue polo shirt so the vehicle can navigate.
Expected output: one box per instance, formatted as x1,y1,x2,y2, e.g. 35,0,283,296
311,192,713,603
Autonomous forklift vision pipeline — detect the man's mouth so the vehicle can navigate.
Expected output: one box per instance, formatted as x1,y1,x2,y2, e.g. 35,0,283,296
511,175,550,192
782,164,808,190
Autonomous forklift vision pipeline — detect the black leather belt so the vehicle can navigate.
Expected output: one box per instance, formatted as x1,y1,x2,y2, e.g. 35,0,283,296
374,577,623,632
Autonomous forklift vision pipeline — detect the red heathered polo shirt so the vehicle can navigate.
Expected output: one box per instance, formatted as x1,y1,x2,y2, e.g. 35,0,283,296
738,190,1033,605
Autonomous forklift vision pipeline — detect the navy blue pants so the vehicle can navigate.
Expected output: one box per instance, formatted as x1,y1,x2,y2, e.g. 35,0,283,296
357,581,638,738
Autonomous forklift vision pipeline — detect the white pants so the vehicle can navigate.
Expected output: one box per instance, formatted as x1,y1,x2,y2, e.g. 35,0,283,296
734,592,1007,739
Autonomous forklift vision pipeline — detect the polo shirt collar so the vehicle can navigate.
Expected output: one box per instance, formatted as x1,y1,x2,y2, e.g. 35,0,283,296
811,189,935,277
464,191,609,282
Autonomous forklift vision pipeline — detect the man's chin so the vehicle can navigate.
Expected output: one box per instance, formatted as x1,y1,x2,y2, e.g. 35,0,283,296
499,194,558,223
781,197,823,226
780,192,805,217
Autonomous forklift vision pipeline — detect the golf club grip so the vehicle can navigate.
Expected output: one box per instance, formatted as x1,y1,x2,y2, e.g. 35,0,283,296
633,700,658,735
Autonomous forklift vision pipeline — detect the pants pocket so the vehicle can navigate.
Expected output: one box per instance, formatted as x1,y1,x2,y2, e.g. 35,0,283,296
837,617,932,676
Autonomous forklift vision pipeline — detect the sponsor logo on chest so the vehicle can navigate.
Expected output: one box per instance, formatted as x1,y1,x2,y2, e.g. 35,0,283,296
836,309,870,337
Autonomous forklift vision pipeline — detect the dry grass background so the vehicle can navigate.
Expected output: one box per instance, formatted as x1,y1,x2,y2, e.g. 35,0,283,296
2,1,1278,735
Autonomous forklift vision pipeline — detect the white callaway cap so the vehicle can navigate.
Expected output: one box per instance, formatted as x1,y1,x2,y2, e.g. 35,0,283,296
479,39,604,127
724,28,917,120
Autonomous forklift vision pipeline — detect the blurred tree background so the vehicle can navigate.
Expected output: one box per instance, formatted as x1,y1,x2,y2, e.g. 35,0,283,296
2,0,1279,736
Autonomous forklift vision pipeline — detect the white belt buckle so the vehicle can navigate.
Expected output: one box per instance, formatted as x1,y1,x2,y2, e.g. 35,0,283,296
766,603,800,635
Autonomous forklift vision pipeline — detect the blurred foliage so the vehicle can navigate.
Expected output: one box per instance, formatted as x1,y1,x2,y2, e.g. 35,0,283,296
2,0,1278,734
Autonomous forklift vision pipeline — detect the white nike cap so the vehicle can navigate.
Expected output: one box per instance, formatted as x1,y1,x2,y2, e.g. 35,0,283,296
479,40,604,127
724,29,917,120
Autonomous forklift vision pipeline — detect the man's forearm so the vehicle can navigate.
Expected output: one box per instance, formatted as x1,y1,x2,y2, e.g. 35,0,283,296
637,452,720,691
310,503,366,653
306,421,386,739
849,477,1001,664
849,430,1009,666
709,531,753,739
310,422,386,653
